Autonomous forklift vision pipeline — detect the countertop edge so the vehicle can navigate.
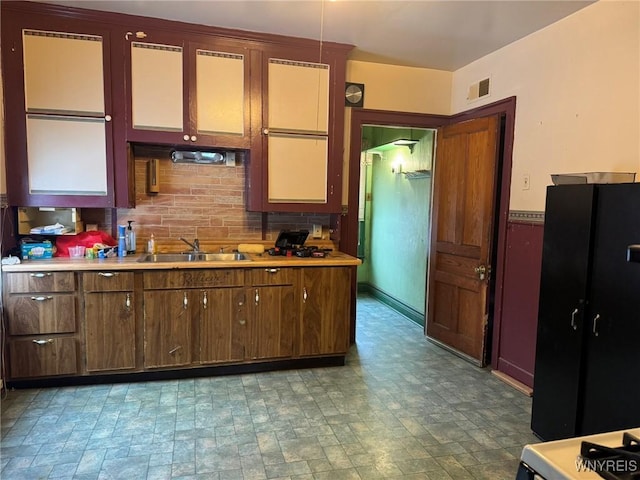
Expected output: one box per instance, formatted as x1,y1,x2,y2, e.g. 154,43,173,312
1,253,362,272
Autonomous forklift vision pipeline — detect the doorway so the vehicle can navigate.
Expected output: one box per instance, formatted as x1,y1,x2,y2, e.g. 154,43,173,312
356,126,435,326
341,98,515,367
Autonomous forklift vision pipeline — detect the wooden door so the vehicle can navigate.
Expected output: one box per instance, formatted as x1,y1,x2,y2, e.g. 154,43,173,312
426,115,499,364
300,267,351,356
143,290,193,368
85,291,136,372
249,286,296,360
199,288,246,364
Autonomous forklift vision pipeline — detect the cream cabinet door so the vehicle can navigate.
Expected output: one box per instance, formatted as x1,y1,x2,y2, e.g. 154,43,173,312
268,59,329,134
22,29,105,115
131,41,184,131
26,115,108,195
267,133,328,203
196,49,244,136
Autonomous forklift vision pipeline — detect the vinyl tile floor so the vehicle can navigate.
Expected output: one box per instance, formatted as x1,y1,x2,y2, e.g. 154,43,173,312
0,295,538,479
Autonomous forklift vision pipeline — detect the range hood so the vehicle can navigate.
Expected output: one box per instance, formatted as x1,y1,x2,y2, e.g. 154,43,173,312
171,150,236,165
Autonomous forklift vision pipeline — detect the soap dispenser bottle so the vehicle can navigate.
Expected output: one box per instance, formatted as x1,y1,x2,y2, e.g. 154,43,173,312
126,220,136,254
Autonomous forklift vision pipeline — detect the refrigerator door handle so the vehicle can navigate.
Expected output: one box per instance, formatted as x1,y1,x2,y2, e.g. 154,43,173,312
571,308,579,330
592,313,601,336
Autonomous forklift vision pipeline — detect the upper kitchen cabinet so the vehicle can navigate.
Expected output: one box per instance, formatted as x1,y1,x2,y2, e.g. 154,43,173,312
246,44,351,213
1,5,117,207
123,31,251,149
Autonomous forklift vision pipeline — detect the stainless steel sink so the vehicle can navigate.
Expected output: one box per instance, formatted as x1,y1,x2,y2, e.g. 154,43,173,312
137,252,250,263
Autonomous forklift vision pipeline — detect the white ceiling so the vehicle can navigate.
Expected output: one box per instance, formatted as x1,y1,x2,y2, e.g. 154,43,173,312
35,0,596,71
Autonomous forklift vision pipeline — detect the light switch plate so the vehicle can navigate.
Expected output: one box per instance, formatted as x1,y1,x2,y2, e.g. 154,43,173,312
312,224,322,239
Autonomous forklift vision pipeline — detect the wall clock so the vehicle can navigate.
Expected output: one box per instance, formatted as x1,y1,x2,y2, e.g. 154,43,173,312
345,82,365,107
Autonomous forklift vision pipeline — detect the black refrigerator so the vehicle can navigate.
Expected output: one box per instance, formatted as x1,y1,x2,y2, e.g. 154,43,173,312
531,183,640,441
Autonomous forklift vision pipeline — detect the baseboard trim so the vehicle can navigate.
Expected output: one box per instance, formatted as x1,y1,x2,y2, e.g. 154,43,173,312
491,369,533,396
357,283,424,326
6,356,346,389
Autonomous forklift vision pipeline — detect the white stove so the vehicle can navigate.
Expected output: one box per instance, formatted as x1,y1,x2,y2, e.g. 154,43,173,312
517,428,640,480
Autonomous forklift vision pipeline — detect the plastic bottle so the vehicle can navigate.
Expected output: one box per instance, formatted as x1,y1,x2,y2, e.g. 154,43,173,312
118,225,127,257
126,220,136,254
147,233,156,254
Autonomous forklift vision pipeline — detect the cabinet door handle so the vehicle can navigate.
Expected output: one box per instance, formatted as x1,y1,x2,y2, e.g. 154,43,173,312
239,319,246,325
303,287,308,303
98,272,118,278
571,308,579,330
32,339,53,346
255,289,259,305
202,291,208,310
30,273,52,278
168,346,182,355
30,295,53,301
125,293,131,310
183,292,189,310
183,134,190,141
592,314,601,336
190,135,197,142
104,114,112,122
264,268,280,274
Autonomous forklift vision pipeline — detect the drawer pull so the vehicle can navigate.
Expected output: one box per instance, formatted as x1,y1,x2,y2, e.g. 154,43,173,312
183,292,189,310
239,319,246,325
303,287,308,303
125,293,131,310
32,339,53,346
168,346,182,355
98,272,118,278
31,295,53,301
203,291,208,310
255,289,259,305
30,273,52,278
264,268,280,274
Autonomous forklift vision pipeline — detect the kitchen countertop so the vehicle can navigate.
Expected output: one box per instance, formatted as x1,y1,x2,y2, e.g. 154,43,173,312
0,251,362,272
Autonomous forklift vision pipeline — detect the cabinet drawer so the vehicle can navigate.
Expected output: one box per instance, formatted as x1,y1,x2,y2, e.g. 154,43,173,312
9,336,77,378
144,269,243,289
5,271,75,293
6,293,76,335
249,267,295,286
83,271,134,291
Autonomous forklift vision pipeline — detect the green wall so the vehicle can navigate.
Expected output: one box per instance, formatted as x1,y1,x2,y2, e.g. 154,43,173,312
357,129,434,321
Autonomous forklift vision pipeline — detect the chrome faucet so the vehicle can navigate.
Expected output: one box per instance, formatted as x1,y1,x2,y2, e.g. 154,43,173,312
179,237,200,252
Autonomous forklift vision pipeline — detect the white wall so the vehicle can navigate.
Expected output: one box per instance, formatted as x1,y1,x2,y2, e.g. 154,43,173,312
451,0,640,211
347,60,452,115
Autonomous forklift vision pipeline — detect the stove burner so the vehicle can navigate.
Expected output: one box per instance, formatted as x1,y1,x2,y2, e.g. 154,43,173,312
580,432,640,480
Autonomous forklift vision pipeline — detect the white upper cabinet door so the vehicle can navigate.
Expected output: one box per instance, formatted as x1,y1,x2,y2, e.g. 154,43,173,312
131,41,183,131
196,49,244,136
22,29,105,115
267,133,328,203
268,59,329,134
26,114,108,195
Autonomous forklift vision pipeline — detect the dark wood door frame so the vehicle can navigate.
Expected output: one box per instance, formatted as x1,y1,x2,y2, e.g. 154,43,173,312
341,97,516,369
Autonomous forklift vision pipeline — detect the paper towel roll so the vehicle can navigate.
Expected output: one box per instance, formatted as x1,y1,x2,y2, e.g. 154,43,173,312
237,243,265,254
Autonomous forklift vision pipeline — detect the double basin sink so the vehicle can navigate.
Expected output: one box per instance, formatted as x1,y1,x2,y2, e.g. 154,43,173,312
138,252,250,263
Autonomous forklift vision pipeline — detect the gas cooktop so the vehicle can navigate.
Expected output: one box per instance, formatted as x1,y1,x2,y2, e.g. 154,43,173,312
518,428,640,480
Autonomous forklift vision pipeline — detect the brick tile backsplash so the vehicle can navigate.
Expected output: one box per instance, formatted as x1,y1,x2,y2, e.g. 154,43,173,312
116,155,332,252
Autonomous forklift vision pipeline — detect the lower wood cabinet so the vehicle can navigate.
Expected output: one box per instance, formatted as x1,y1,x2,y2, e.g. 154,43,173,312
4,271,78,379
2,264,354,383
143,290,193,368
9,337,77,378
142,269,244,368
83,272,136,372
300,267,351,357
199,287,246,364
